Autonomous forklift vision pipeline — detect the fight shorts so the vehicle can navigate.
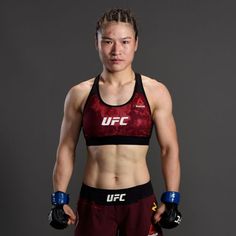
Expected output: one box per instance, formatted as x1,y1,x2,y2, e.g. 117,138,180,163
74,181,163,236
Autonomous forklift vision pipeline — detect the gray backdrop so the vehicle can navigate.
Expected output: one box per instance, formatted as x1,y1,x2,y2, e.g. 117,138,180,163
1,0,235,235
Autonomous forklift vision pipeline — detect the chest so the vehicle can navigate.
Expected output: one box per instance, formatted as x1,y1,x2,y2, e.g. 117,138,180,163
82,92,153,137
99,82,135,106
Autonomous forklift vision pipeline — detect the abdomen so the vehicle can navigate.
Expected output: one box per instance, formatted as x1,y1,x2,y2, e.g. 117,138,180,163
82,145,151,189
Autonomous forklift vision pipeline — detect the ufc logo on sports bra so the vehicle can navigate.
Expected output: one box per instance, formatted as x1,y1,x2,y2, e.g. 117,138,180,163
101,117,129,126
106,193,126,202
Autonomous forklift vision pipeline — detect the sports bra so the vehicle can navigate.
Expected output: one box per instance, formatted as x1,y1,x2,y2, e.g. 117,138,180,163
82,73,153,146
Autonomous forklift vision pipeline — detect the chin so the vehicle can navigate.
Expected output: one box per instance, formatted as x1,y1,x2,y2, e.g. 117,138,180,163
105,64,131,73
107,68,126,73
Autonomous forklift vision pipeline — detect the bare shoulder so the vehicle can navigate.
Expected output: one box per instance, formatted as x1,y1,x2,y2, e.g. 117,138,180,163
69,77,94,96
142,75,170,99
142,75,172,113
65,77,95,111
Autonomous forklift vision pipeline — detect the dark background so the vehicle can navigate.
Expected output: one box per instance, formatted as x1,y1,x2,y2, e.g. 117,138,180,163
1,0,235,235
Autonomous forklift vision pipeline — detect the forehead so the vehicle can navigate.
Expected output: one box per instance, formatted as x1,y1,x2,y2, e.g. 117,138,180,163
98,21,135,38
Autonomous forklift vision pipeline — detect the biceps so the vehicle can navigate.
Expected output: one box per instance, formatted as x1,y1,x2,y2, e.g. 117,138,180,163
59,110,82,150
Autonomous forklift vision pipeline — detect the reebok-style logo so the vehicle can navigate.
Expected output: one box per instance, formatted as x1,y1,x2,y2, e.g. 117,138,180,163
135,98,146,108
106,194,126,202
135,104,146,108
101,117,129,126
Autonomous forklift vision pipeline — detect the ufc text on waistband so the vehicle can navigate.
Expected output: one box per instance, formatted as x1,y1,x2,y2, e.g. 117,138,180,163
80,181,154,205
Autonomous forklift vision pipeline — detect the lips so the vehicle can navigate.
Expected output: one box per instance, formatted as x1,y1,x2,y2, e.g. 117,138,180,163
110,58,124,63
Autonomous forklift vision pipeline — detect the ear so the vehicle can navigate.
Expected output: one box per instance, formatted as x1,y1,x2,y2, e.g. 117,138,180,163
134,37,139,52
95,36,98,50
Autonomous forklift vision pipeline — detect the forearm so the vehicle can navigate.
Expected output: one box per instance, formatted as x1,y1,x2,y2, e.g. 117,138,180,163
161,146,180,192
52,146,75,192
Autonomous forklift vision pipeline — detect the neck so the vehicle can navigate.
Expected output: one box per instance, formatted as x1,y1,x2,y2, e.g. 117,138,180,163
100,68,135,85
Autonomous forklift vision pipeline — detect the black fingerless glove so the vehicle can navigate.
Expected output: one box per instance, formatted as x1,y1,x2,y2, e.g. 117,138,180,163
158,191,182,229
48,191,70,230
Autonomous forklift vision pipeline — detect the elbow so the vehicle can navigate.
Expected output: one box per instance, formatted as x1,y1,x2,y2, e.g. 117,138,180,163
161,143,179,159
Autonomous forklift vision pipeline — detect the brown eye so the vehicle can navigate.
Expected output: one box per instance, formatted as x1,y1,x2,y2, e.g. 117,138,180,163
123,40,130,44
104,40,112,44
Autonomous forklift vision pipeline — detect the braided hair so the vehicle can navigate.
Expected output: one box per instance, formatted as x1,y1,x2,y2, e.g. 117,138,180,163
96,8,138,40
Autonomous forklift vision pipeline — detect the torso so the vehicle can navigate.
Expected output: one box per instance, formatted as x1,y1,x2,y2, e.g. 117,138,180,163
77,74,159,189
84,144,150,189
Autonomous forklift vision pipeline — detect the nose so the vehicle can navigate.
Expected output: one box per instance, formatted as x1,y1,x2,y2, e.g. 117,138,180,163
111,42,122,55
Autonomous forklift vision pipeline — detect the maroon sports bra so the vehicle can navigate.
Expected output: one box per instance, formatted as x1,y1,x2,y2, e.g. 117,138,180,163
82,73,153,146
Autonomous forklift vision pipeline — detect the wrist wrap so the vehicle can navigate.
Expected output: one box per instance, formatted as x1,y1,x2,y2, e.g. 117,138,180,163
161,191,180,204
51,191,69,205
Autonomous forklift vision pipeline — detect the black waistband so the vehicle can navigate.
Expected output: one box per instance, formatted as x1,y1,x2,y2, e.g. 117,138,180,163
80,181,154,205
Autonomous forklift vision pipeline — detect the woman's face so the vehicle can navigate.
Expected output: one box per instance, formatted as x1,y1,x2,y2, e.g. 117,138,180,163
96,21,138,73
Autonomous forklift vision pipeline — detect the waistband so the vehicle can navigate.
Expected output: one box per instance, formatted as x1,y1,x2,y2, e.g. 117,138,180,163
80,181,153,205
